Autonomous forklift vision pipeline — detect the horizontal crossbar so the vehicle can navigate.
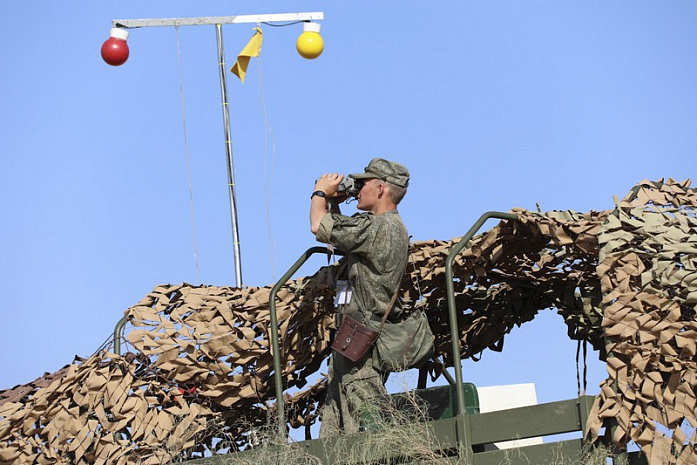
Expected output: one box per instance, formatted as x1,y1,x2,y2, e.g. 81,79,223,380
113,12,323,29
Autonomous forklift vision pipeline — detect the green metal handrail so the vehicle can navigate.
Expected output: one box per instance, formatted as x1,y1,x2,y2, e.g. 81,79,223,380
445,211,518,457
269,246,343,438
113,315,128,355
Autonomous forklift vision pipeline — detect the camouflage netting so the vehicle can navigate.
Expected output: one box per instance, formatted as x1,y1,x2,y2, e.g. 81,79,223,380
0,179,694,464
585,180,696,464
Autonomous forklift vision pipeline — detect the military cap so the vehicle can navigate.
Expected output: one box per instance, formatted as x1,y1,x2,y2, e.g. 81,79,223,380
349,158,410,188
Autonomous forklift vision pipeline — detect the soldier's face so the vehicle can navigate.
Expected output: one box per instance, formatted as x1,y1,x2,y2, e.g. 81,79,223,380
356,178,382,211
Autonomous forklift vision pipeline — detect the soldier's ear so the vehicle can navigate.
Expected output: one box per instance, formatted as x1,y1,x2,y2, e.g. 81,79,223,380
380,182,390,198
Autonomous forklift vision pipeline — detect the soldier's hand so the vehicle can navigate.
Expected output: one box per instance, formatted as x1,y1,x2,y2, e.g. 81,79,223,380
314,173,344,198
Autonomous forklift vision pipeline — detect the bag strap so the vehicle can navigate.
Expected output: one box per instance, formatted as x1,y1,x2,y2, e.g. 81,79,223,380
376,286,400,332
337,281,400,333
336,245,406,331
377,243,410,331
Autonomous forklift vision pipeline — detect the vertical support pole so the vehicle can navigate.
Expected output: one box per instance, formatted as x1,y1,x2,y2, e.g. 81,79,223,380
446,246,473,462
215,24,244,287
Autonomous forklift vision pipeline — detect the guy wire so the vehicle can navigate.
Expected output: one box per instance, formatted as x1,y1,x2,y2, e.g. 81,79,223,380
175,26,201,282
257,52,278,282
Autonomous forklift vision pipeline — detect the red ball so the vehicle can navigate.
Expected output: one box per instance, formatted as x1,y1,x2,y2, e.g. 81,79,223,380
101,37,129,66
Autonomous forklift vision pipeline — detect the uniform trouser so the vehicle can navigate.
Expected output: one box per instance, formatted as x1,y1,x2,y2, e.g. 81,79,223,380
319,347,387,437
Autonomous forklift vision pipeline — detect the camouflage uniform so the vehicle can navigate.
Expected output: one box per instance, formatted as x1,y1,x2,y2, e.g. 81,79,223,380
315,209,409,436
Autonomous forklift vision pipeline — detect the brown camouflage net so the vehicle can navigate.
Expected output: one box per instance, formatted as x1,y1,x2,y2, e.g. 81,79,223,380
585,179,697,464
0,178,694,464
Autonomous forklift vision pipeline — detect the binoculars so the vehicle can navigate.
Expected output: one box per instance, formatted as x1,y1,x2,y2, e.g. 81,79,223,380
338,177,363,198
316,177,363,199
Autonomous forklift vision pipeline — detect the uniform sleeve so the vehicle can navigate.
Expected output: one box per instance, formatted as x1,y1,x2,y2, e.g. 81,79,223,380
316,212,378,254
315,213,335,244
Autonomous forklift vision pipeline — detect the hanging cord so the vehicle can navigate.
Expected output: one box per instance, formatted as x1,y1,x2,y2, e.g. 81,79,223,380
409,239,438,388
175,26,201,281
408,237,425,306
576,338,588,397
256,47,278,281
583,338,588,395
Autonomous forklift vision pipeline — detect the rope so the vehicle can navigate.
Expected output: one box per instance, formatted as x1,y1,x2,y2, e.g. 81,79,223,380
257,54,278,282
576,338,588,397
175,25,201,282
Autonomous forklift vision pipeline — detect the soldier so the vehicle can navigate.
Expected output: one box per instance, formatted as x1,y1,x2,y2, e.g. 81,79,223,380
310,158,410,436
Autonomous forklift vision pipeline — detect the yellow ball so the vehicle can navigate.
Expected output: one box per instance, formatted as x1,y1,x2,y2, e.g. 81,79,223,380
296,31,324,59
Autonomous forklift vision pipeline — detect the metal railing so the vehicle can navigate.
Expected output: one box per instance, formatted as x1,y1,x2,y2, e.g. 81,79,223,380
113,315,128,356
268,246,344,438
444,211,518,458
264,211,520,443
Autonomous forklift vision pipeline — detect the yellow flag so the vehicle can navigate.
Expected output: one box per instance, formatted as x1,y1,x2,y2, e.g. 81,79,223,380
230,27,263,83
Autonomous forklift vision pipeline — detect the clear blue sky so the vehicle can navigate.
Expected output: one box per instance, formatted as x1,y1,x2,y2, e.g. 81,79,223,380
1,1,694,415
